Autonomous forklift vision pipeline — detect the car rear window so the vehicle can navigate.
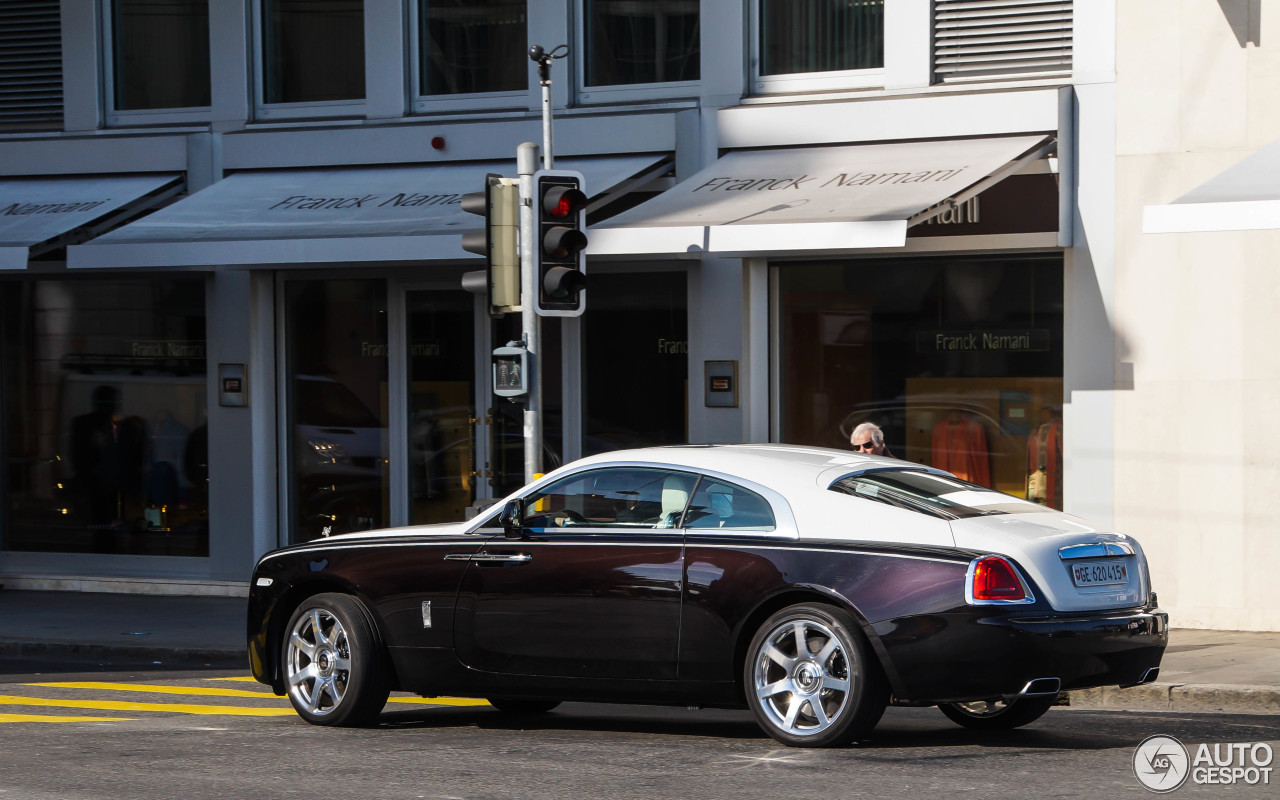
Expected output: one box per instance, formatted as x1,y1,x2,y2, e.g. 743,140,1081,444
830,470,1051,520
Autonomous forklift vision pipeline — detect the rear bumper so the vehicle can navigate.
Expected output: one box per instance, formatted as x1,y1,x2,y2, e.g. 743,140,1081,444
872,607,1168,704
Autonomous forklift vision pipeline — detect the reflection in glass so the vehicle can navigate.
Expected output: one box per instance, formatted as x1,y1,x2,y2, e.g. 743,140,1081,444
406,290,474,524
759,0,883,77
262,0,365,104
285,280,388,542
112,0,210,110
419,0,526,96
585,0,700,86
777,255,1064,506
583,272,687,454
0,279,209,555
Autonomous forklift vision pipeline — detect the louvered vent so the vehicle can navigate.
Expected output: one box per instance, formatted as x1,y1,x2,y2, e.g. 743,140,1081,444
0,1,63,131
934,0,1072,83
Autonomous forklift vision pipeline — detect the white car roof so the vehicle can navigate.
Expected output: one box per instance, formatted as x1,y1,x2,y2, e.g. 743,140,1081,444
565,443,912,493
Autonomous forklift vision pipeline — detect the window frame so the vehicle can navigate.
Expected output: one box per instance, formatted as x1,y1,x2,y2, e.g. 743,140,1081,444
748,0,886,96
407,0,532,114
520,466,699,531
101,0,214,127
252,0,369,121
574,0,701,106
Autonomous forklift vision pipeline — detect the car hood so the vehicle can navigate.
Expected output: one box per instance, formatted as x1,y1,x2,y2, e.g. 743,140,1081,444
314,521,474,543
949,513,1152,613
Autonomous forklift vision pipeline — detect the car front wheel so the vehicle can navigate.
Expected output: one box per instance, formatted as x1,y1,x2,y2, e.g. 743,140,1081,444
937,696,1055,730
744,603,887,747
282,593,390,727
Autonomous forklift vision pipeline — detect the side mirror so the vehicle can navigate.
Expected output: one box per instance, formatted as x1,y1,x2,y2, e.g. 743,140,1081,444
499,499,524,539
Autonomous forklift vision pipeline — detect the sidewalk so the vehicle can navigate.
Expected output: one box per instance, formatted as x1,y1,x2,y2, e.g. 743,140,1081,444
0,588,1276,714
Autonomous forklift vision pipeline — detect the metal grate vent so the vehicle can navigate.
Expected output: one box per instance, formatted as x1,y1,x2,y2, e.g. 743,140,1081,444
934,0,1072,83
0,0,63,131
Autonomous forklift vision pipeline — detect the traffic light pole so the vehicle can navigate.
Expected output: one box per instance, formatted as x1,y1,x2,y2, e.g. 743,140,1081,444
517,141,542,484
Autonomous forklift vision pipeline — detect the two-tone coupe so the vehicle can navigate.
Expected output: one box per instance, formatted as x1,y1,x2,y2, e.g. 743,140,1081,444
247,444,1167,747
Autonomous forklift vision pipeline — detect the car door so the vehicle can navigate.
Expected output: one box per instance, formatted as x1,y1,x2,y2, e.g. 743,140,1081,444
453,466,696,680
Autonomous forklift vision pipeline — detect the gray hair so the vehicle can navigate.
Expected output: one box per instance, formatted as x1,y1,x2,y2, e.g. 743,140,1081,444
850,422,885,444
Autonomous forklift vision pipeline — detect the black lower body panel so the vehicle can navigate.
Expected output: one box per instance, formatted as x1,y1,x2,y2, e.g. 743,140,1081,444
871,608,1168,703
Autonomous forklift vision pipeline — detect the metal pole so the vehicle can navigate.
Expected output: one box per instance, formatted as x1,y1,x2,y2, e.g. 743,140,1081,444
530,45,566,170
517,142,542,483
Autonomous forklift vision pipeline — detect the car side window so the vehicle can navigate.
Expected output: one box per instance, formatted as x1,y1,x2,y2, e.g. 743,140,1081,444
684,478,776,531
521,468,697,529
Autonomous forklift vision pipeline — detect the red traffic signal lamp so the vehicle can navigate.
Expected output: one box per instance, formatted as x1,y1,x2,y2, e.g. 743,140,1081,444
461,173,520,316
533,169,587,317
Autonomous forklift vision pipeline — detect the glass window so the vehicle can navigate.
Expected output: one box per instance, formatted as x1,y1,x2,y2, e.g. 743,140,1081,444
0,278,209,556
759,0,883,76
111,0,210,110
831,470,1050,519
584,0,700,87
284,279,388,542
776,254,1065,508
419,0,526,96
684,478,776,530
262,0,365,104
583,272,687,455
523,468,696,529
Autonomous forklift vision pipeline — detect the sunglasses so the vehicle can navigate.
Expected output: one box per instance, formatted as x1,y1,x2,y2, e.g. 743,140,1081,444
851,441,879,451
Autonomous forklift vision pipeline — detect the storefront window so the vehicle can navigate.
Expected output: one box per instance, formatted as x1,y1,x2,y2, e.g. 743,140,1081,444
111,0,211,110
262,0,365,104
284,279,388,542
777,255,1064,508
0,278,209,555
419,0,526,96
759,0,883,76
584,0,700,86
583,272,687,454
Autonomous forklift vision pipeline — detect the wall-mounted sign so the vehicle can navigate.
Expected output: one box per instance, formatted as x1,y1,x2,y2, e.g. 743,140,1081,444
705,360,738,408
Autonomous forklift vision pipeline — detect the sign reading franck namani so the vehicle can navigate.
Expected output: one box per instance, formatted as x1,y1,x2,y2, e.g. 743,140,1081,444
917,330,1051,353
601,135,1051,229
0,174,178,249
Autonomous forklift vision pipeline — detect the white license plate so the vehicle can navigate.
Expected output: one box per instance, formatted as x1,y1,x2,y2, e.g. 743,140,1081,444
1071,560,1129,587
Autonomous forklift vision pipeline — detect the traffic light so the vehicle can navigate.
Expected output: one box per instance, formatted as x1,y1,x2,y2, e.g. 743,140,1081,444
461,173,520,316
532,169,587,317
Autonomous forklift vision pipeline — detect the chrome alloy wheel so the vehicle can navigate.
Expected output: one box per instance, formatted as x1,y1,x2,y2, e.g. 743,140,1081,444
752,617,853,738
286,607,352,717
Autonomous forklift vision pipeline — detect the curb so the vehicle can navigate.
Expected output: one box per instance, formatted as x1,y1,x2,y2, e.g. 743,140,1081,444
1067,683,1280,714
0,640,245,670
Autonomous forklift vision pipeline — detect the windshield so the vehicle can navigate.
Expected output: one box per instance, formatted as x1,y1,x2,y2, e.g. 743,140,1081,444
830,470,1051,520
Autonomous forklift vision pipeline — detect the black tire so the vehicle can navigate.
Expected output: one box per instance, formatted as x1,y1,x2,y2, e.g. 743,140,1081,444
487,698,562,715
282,593,390,727
937,696,1055,730
743,603,887,747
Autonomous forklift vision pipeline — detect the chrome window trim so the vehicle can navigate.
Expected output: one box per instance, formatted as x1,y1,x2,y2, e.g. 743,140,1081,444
1057,542,1135,560
964,556,1037,606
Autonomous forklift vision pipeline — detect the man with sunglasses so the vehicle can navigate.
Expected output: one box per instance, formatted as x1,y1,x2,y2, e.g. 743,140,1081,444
849,421,895,458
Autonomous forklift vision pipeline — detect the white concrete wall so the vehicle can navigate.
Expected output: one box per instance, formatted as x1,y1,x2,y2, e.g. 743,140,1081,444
1115,0,1280,630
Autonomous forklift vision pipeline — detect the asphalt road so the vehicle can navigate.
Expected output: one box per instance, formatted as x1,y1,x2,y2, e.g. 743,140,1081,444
0,664,1276,800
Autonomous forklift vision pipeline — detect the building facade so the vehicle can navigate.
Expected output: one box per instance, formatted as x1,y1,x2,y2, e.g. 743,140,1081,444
0,1,1272,631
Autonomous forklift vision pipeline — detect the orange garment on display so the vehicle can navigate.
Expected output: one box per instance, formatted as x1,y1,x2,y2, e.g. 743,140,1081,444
931,413,991,486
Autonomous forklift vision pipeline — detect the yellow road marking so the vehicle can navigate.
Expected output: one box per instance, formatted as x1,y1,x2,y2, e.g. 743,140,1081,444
0,713,134,723
387,696,490,707
0,695,296,717
205,676,259,683
28,682,277,699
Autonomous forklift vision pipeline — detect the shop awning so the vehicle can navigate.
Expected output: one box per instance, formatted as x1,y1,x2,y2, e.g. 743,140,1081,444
1143,139,1280,233
67,155,668,269
0,174,182,269
588,135,1055,256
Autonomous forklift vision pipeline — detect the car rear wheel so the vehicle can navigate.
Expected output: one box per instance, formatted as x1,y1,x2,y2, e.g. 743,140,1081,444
744,603,887,747
937,696,1055,730
282,593,390,727
487,698,562,714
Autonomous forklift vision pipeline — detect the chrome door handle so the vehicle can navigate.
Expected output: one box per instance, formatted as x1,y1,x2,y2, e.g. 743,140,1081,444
443,553,532,564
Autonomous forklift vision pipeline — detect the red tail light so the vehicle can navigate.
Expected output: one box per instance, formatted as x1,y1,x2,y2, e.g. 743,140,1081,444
971,556,1027,601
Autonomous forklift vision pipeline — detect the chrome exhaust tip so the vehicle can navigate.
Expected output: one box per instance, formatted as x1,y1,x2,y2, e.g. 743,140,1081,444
1019,677,1062,697
1119,667,1160,688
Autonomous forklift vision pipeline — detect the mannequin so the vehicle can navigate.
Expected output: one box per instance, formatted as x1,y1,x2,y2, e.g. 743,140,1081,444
931,410,990,486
